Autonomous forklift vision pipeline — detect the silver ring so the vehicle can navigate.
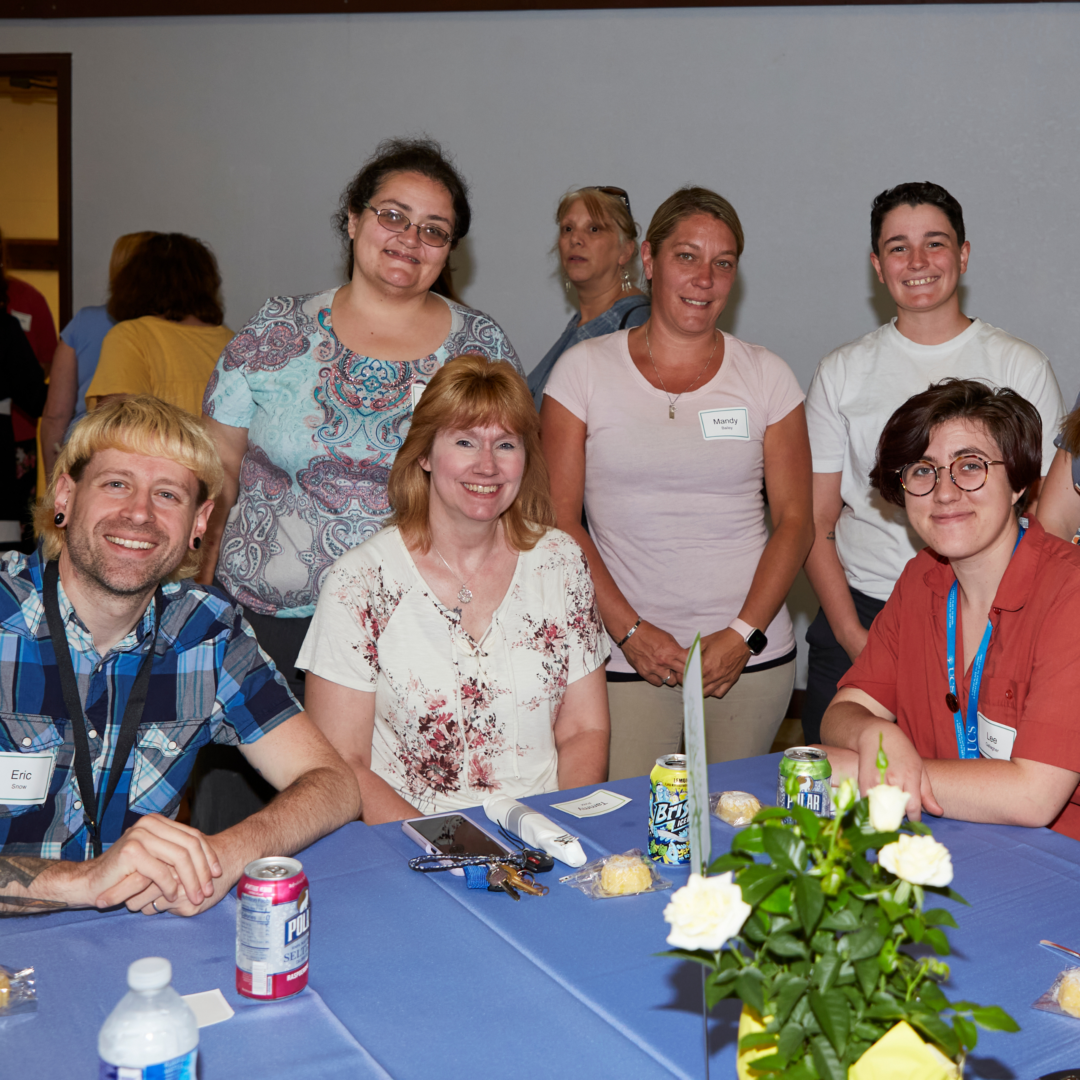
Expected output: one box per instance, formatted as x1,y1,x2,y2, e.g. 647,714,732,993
151,898,161,913
664,671,674,685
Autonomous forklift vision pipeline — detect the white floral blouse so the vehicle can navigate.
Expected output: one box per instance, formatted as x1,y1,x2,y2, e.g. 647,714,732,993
296,526,609,815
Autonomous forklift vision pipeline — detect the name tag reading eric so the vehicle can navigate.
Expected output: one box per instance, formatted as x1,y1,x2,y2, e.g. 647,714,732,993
977,711,1017,761
0,751,56,805
699,407,749,440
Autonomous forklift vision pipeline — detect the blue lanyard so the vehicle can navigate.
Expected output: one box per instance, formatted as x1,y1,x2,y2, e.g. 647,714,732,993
945,526,1025,759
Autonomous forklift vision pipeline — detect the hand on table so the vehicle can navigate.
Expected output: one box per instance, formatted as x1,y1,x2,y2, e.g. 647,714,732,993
621,621,689,688
855,728,943,822
81,815,223,914
699,628,753,698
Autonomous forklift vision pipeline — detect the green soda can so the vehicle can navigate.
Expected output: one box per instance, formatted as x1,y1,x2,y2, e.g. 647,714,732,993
649,754,690,864
777,747,833,820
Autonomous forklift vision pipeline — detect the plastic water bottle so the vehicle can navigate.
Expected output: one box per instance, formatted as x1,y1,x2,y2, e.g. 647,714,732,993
98,957,198,1080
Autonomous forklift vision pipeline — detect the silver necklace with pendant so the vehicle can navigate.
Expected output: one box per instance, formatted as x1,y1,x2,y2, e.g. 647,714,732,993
432,532,500,605
645,324,718,419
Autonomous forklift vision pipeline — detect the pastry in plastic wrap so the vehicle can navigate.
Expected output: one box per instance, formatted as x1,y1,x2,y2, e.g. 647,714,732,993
600,853,654,896
1056,968,1080,1017
709,790,762,826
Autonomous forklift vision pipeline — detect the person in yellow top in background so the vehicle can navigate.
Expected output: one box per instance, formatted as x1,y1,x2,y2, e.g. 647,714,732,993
86,233,233,417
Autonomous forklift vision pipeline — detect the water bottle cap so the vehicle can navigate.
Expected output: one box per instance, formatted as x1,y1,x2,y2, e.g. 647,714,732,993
127,956,172,992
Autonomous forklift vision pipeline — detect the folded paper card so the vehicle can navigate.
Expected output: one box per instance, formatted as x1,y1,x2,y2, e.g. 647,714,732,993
548,790,631,818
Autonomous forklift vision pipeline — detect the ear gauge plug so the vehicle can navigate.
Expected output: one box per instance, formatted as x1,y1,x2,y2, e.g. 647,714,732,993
192,537,201,550
53,512,65,526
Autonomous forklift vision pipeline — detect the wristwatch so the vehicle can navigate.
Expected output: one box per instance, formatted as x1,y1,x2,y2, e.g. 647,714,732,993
729,618,768,656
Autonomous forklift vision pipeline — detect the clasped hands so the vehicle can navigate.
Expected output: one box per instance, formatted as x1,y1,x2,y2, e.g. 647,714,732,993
622,623,752,699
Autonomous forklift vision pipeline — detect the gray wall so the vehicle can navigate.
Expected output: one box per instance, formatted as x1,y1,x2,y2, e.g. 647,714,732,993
7,5,1079,688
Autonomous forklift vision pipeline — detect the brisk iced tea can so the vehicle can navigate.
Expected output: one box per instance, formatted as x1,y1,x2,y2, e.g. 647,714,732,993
649,754,690,864
236,856,310,1000
777,747,834,821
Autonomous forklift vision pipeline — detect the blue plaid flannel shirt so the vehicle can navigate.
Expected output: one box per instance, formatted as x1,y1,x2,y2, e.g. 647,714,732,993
0,549,301,860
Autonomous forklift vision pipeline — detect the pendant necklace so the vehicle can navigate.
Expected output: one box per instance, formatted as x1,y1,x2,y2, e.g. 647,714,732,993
432,529,500,605
645,324,718,419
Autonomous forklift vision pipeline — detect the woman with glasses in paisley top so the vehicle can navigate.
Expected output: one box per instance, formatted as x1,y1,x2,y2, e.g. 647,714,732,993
193,138,520,832
527,186,649,410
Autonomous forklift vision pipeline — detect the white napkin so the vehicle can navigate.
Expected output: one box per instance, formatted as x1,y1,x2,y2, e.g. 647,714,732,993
483,795,587,868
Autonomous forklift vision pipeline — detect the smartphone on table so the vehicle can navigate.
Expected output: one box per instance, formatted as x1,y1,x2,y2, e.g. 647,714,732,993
402,812,513,875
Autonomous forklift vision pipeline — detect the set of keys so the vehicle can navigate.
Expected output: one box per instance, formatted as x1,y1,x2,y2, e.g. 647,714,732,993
486,863,549,900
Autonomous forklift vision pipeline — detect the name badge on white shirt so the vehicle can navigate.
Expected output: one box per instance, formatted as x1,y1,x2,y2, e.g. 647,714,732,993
411,382,426,411
977,711,1017,761
0,750,56,805
699,407,749,440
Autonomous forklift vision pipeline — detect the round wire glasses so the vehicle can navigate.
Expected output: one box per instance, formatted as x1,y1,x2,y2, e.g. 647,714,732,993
897,455,1006,496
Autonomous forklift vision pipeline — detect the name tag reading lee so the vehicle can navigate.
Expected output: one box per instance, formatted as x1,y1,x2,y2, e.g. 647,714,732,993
699,407,749,440
0,751,56,805
977,711,1017,761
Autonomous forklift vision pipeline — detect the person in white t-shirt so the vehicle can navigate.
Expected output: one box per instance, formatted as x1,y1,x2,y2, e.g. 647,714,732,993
802,182,1064,743
298,356,611,823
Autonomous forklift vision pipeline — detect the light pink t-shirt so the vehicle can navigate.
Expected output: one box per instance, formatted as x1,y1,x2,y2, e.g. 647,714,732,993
544,329,804,672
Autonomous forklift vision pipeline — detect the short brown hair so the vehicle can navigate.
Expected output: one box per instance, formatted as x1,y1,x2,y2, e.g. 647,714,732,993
870,379,1041,514
35,395,224,581
644,186,745,264
388,357,555,553
107,232,224,325
107,231,158,286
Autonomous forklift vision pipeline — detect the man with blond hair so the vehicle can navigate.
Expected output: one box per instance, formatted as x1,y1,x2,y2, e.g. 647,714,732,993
0,396,359,917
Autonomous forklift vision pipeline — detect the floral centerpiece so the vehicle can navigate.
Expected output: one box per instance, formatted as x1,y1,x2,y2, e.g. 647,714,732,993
661,746,1018,1079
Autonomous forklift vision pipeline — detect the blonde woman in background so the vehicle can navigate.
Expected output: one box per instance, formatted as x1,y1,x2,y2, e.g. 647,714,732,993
41,231,158,478
528,186,649,409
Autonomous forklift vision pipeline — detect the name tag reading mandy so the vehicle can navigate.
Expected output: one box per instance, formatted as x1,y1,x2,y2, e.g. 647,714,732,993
699,407,749,440
0,751,56,805
977,711,1017,761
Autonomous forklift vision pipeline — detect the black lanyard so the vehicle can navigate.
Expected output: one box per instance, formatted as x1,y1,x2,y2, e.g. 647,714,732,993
41,560,161,858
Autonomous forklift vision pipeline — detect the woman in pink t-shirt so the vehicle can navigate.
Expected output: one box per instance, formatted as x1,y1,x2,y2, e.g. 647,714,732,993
542,187,814,780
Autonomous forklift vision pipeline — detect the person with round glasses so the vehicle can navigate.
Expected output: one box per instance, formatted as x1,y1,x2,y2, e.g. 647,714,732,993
194,137,520,832
820,378,1080,842
527,186,649,410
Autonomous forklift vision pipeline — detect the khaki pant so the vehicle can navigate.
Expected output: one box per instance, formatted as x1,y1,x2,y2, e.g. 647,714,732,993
606,659,796,781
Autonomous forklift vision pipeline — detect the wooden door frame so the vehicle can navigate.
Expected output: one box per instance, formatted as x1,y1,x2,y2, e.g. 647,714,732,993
0,53,71,328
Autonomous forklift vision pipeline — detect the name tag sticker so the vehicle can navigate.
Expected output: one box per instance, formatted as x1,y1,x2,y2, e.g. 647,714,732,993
411,382,426,411
699,407,749,440
0,750,56,805
977,711,1017,761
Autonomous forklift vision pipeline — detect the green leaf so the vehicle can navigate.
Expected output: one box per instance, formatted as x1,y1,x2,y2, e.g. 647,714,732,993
754,805,795,821
733,824,766,854
739,1030,778,1051
763,825,808,872
795,874,825,935
736,968,766,1015
785,1059,821,1080
813,954,841,993
810,1033,847,1080
853,1021,884,1042
739,867,791,908
892,880,912,906
760,883,793,914
878,896,907,922
741,1053,789,1075
773,972,808,1025
924,927,950,956
909,1011,959,1058
809,988,850,1056
844,927,886,962
903,915,924,942
743,909,769,943
778,1018,806,1060
847,829,899,854
969,1005,1021,1032
853,957,879,997
904,819,932,835
811,930,838,955
922,907,958,929
707,852,752,875
953,1015,978,1051
767,932,810,959
916,980,948,1012
937,886,970,906
790,803,823,842
819,907,860,932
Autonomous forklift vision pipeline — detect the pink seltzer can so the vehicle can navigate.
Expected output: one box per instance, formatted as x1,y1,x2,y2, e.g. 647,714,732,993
236,856,310,1000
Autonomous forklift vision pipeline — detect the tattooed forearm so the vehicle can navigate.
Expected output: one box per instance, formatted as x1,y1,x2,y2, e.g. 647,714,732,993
0,857,53,890
0,895,66,915
825,531,835,540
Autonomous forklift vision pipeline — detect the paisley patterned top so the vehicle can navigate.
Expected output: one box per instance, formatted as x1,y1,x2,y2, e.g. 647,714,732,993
295,526,610,815
203,288,521,617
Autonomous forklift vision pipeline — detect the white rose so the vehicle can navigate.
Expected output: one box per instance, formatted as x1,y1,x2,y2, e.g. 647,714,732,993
868,783,910,833
833,777,859,813
878,834,954,888
663,872,751,951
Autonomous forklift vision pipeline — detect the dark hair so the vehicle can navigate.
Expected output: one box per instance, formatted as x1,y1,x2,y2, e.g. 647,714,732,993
870,182,965,257
107,232,224,324
333,137,471,280
870,379,1041,515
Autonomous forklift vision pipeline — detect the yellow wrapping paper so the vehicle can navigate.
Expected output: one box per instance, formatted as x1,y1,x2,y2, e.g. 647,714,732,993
736,1010,960,1080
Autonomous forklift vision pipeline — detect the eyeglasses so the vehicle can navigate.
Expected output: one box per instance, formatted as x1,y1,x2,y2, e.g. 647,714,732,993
588,186,633,220
897,455,1006,496
363,202,452,248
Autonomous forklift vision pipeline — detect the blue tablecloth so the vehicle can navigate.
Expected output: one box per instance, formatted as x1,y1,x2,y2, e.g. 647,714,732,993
4,753,1080,1078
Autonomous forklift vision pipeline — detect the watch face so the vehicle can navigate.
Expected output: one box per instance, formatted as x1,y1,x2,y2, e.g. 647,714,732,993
747,629,768,655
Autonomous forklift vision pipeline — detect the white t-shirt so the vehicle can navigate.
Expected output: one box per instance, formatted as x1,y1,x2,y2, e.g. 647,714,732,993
296,526,609,815
805,317,1064,602
544,329,805,672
